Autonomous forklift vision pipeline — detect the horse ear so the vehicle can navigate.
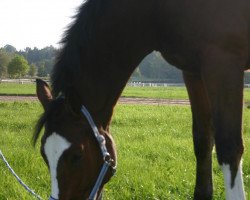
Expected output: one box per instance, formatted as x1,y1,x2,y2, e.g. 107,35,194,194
36,79,53,110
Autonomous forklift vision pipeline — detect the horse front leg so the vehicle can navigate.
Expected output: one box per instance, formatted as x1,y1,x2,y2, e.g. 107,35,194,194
183,72,214,200
201,45,246,200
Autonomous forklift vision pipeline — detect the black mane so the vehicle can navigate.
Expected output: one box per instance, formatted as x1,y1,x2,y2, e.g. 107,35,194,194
51,0,106,97
33,0,107,145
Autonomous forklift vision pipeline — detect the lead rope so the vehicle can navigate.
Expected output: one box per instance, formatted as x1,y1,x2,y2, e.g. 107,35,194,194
0,150,43,200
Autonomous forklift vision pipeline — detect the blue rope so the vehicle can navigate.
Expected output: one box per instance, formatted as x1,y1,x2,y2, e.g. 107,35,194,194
0,150,43,200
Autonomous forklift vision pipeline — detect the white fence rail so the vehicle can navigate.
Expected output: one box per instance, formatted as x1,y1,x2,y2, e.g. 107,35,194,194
2,79,250,88
0,79,48,84
0,79,35,84
128,82,184,87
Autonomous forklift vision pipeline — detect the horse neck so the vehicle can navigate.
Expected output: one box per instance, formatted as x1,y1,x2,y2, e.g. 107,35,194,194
55,0,157,128
74,67,127,128
74,49,151,129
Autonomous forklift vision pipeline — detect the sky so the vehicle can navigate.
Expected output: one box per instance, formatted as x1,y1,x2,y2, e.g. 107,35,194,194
0,0,84,50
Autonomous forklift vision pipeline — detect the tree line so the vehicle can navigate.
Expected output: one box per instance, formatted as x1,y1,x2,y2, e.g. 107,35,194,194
1,44,250,84
0,45,57,79
0,44,184,82
131,51,183,83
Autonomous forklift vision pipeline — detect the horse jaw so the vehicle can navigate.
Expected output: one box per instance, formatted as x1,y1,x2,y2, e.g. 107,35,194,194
221,162,246,200
44,132,71,199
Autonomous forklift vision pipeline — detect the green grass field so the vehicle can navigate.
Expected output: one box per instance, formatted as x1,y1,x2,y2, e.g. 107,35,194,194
0,102,249,199
1,83,250,103
0,83,35,96
122,86,189,100
0,83,189,99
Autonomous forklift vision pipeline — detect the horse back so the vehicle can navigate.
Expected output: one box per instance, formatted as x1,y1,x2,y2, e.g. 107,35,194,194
155,0,250,70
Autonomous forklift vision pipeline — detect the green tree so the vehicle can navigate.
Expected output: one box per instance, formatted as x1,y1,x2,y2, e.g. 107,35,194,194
28,63,37,77
138,51,183,83
37,64,47,77
4,45,16,54
0,49,11,78
7,55,29,78
18,46,56,76
0,65,7,79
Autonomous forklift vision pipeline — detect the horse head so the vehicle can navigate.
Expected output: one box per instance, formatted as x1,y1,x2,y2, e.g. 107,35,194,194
34,79,117,200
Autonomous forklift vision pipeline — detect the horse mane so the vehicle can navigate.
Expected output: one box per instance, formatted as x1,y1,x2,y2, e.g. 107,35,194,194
34,0,109,145
51,0,106,97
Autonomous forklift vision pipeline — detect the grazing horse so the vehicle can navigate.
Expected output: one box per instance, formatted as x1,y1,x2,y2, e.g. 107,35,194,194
34,0,250,199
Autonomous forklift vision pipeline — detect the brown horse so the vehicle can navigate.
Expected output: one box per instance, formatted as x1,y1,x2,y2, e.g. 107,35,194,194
34,0,250,199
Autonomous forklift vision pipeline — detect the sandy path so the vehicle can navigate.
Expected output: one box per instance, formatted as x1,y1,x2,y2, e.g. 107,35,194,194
0,95,190,105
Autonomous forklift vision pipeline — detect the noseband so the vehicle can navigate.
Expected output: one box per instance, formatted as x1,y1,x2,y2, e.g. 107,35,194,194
49,105,116,200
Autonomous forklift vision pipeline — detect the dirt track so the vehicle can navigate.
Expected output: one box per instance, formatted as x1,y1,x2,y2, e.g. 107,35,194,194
0,95,38,102
0,95,190,105
118,97,190,105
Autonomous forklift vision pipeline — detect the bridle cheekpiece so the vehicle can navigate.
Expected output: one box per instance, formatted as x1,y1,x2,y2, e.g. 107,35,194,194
80,105,116,200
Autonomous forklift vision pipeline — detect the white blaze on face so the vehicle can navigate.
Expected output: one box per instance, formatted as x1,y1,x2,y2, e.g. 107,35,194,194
44,132,71,199
221,162,246,200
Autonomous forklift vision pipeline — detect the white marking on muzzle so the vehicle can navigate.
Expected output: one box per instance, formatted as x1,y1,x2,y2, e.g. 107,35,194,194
221,162,246,200
44,132,71,199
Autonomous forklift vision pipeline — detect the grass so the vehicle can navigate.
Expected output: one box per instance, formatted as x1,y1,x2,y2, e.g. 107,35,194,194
122,86,189,99
0,102,49,199
2,82,250,103
0,102,249,199
0,83,35,96
0,83,189,99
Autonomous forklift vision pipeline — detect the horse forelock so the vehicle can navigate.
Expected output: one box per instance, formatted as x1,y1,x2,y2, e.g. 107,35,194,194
33,98,65,146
